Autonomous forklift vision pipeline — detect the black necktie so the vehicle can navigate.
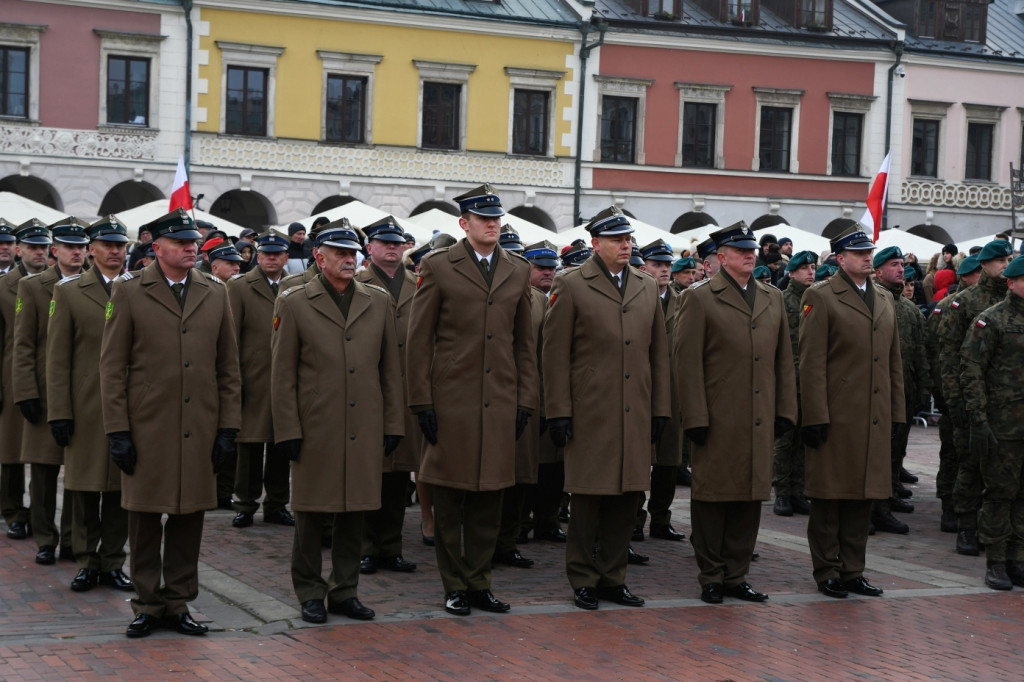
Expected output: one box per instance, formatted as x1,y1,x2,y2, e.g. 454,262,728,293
271,282,280,297
481,258,489,274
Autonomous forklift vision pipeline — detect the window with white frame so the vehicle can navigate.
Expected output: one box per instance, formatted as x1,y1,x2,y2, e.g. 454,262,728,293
963,103,1005,182
505,67,564,158
0,22,44,122
675,82,731,168
414,60,475,151
96,29,164,128
908,99,952,179
752,87,803,172
217,41,284,137
318,51,381,145
594,75,653,165
827,92,875,177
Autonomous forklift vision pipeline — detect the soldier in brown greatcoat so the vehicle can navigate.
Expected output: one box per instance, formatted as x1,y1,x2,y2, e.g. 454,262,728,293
406,185,538,616
227,230,293,529
46,216,135,594
1,220,47,540
272,223,403,623
100,209,241,638
14,217,90,564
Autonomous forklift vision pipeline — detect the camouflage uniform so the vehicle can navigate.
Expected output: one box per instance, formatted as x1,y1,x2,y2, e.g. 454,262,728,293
960,291,1024,566
771,278,807,503
924,295,959,515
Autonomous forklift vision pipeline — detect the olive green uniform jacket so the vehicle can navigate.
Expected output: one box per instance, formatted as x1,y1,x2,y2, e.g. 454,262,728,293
655,285,683,467
226,267,279,443
0,266,26,464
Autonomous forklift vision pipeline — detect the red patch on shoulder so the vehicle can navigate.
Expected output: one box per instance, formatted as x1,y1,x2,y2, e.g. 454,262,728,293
273,315,280,331
802,304,813,316
416,276,424,289
549,293,558,306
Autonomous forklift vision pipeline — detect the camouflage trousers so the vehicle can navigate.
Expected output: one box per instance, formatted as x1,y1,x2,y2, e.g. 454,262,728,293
978,439,1024,562
772,427,805,498
934,414,957,500
953,426,982,526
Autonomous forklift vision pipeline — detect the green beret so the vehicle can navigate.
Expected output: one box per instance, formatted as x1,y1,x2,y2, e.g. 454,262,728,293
815,264,837,281
903,266,917,282
1004,256,1024,279
671,256,696,273
785,250,817,272
956,254,981,275
978,239,1013,262
872,245,903,269
753,265,771,280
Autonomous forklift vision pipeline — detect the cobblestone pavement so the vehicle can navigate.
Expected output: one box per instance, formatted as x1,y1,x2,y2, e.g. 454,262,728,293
2,426,1021,680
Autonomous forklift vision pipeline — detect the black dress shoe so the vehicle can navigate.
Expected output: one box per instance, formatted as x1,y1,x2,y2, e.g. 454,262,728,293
468,589,511,613
71,568,99,592
173,612,209,635
444,590,470,616
598,585,644,607
956,528,980,556
573,586,598,610
899,467,919,484
422,534,435,547
627,546,650,565
843,576,883,596
264,509,295,526
59,546,75,562
631,525,645,542
329,597,375,620
218,497,234,510
773,496,793,516
100,569,134,591
300,599,327,623
896,483,913,499
817,578,848,598
700,583,724,604
380,555,417,572
232,512,254,528
539,528,567,543
35,545,56,565
871,510,909,534
126,613,159,638
725,582,769,602
889,496,915,514
6,521,27,539
649,524,685,541
986,562,1013,591
359,555,378,574
494,549,534,568
790,494,811,515
1006,561,1024,587
677,467,692,486
751,552,760,562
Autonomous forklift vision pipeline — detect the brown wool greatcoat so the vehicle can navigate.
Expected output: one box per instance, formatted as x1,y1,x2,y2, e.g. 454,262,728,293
655,285,683,467
13,266,64,466
799,273,905,500
674,272,797,502
99,265,242,514
531,288,561,466
511,287,548,483
0,266,26,464
226,267,278,443
406,241,538,492
46,268,120,491
271,278,404,512
355,265,422,473
542,257,670,495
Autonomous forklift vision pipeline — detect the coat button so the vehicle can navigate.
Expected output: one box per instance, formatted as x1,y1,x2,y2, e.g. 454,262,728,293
184,431,190,438
487,333,493,339
488,300,493,305
183,361,190,368
398,342,404,348
349,367,355,373
484,402,489,407
485,368,491,374
349,434,356,440
873,418,878,425
751,325,756,330
755,419,761,426
753,388,759,394
181,328,187,334
625,406,630,412
754,355,759,361
349,401,356,407
622,307,627,313
395,312,401,318
625,373,630,379
625,339,631,345
873,387,878,394
874,356,879,361
346,335,352,341
184,397,190,403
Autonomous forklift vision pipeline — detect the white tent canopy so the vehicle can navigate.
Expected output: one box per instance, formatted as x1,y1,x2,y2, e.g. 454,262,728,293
673,223,831,259
114,200,248,241
874,229,943,259
290,200,433,245
0,192,66,226
559,217,695,254
406,209,562,248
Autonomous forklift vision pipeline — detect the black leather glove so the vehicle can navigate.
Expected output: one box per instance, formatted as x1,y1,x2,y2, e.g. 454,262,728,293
970,422,998,460
418,409,438,445
539,417,548,435
950,403,969,430
802,424,830,449
515,409,530,441
891,422,905,442
384,434,402,456
211,428,237,474
18,398,42,424
108,431,137,475
774,417,794,438
50,419,74,448
548,417,573,448
651,416,669,444
684,427,709,447
279,439,302,462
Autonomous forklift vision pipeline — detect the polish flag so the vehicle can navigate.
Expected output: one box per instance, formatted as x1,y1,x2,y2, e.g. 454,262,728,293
860,150,891,243
169,155,193,212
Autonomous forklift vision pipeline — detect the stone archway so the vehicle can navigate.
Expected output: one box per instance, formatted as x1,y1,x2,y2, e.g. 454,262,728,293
750,214,789,231
822,217,859,239
209,189,277,230
907,223,953,245
97,180,163,215
508,205,556,231
410,200,459,217
670,211,718,234
311,195,358,215
0,175,63,210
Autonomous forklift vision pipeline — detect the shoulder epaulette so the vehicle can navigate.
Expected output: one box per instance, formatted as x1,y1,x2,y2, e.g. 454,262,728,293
230,273,243,280
204,273,224,285
363,283,388,295
57,274,82,286
691,278,711,290
116,271,135,282
422,247,450,261
24,271,42,279
811,280,830,288
280,286,297,297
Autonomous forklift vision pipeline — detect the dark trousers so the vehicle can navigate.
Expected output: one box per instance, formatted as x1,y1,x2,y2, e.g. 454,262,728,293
525,462,564,536
29,463,71,549
935,413,957,500
362,471,409,559
496,482,529,555
233,442,290,515
566,492,642,590
807,498,873,583
432,485,503,593
953,426,982,527
71,490,128,572
636,466,677,528
978,440,1024,562
293,510,363,605
772,427,805,498
690,499,761,587
128,510,205,617
1,462,27,525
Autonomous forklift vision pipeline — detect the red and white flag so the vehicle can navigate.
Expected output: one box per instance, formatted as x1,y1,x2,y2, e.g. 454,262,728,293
860,150,891,242
169,155,193,212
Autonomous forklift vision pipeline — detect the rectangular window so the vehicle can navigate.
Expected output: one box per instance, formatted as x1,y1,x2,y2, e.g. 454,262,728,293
965,122,993,181
325,74,366,143
918,0,939,37
801,0,827,27
512,89,549,156
962,3,983,42
759,106,792,172
0,46,28,118
831,112,862,176
106,56,150,126
421,82,460,150
911,118,940,177
681,102,716,168
601,95,638,164
225,66,268,136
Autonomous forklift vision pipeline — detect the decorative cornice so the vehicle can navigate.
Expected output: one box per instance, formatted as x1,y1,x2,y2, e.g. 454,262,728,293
0,125,157,160
901,180,1014,210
